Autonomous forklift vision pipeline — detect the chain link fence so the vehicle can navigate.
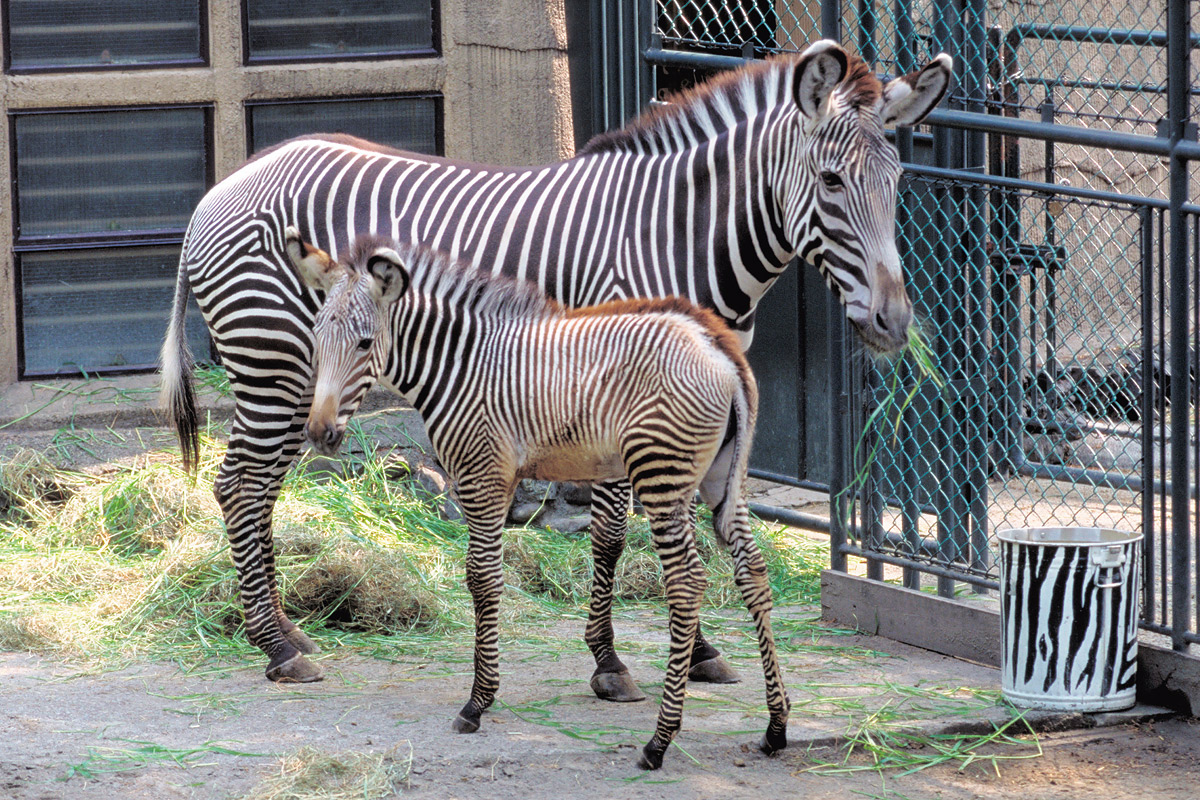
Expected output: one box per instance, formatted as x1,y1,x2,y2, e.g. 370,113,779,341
647,0,1199,646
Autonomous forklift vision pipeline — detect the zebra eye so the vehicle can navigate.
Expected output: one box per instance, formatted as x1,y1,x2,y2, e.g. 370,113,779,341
820,170,844,190
356,337,374,352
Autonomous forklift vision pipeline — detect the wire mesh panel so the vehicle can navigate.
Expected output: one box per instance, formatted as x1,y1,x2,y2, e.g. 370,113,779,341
640,0,1198,644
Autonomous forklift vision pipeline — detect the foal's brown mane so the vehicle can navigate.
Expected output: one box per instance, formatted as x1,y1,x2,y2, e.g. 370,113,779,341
566,297,751,380
580,49,883,156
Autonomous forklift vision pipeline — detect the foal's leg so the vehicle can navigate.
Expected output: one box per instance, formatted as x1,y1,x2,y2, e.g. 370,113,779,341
585,481,738,702
637,501,707,770
717,497,790,754
451,474,514,734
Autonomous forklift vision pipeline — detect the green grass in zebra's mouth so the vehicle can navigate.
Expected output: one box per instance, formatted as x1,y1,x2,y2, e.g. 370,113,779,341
837,323,947,532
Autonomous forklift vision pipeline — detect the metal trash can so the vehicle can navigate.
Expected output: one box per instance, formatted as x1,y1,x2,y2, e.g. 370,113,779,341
998,527,1142,711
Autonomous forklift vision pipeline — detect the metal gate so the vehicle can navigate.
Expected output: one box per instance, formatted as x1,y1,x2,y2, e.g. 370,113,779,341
594,0,1200,652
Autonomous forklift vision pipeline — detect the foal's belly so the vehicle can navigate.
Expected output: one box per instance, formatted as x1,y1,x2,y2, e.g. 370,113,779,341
517,447,627,483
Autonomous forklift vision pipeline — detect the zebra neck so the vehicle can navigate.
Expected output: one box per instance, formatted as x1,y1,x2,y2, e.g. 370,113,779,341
570,122,794,326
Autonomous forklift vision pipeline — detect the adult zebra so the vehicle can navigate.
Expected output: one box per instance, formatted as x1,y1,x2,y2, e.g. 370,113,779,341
160,40,952,686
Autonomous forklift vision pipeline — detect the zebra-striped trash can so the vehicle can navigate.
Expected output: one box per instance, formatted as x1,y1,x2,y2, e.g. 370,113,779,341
998,527,1142,712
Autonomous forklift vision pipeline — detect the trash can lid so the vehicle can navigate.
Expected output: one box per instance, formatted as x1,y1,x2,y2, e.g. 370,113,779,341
997,527,1142,546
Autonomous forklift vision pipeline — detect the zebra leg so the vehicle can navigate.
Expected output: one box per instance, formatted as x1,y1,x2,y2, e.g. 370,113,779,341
253,482,320,655
256,401,320,658
637,503,707,771
585,484,737,701
214,410,322,684
585,480,646,702
687,495,739,685
451,478,512,734
721,498,789,754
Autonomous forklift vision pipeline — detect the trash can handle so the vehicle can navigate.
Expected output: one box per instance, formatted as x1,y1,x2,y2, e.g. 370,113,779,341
1092,545,1127,589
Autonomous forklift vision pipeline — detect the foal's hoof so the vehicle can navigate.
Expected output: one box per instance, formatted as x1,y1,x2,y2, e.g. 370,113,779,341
265,652,324,683
637,741,667,770
451,714,480,734
284,627,321,655
688,655,740,684
759,720,788,755
590,670,647,703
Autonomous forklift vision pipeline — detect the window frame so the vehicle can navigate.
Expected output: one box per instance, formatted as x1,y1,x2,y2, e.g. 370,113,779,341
9,103,214,378
239,0,441,66
244,92,445,157
2,0,210,75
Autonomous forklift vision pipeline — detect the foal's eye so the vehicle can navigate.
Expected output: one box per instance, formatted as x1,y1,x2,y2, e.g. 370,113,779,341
820,170,844,190
356,337,374,352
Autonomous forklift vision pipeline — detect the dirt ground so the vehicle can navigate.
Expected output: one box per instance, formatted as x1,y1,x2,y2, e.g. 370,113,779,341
2,611,1199,800
3,383,1200,799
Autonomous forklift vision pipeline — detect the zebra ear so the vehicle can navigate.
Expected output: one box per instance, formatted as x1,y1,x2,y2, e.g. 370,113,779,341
881,53,953,127
792,39,849,119
284,226,342,291
366,248,410,304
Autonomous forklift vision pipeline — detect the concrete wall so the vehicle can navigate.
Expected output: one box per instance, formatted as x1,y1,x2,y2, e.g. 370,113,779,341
0,0,575,386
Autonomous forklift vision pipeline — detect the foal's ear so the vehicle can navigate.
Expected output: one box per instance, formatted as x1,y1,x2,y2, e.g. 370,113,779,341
881,53,954,127
284,226,342,291
365,248,410,304
791,39,849,120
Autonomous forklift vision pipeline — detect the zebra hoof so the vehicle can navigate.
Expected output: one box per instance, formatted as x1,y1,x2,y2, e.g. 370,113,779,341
759,723,788,755
590,670,647,702
637,741,666,770
284,627,320,655
265,652,324,683
688,655,740,684
451,714,480,734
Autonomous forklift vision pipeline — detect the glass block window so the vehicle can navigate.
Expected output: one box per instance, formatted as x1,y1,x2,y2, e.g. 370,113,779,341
14,107,208,237
18,246,210,375
245,0,436,63
246,95,441,155
11,106,211,376
5,0,204,72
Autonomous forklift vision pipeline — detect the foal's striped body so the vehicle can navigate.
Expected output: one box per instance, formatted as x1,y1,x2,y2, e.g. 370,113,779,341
288,230,785,770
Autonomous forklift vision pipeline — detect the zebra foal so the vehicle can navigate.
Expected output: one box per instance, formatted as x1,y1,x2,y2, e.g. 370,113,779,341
285,227,786,770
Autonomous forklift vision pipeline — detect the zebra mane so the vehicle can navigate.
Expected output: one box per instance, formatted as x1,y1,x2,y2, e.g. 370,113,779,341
579,50,881,156
348,238,740,342
364,240,564,321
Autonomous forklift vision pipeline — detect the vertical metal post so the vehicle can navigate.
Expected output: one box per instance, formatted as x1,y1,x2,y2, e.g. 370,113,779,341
823,0,847,574
1166,0,1190,651
989,28,1022,479
931,0,958,598
822,0,841,42
1140,206,1156,625
829,305,849,574
596,0,611,132
857,0,877,65
1040,96,1061,423
963,0,989,584
636,0,655,110
895,0,919,590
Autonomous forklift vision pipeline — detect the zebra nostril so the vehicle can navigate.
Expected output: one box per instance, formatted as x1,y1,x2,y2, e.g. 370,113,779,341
875,312,889,333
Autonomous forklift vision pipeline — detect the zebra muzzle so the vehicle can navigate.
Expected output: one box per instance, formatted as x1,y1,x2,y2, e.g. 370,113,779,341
304,420,344,455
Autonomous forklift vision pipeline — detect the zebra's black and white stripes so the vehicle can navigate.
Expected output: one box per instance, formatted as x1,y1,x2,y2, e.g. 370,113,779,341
287,230,784,769
159,40,952,684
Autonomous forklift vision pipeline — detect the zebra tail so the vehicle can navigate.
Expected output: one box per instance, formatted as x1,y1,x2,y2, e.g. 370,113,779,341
158,255,201,474
712,361,759,542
